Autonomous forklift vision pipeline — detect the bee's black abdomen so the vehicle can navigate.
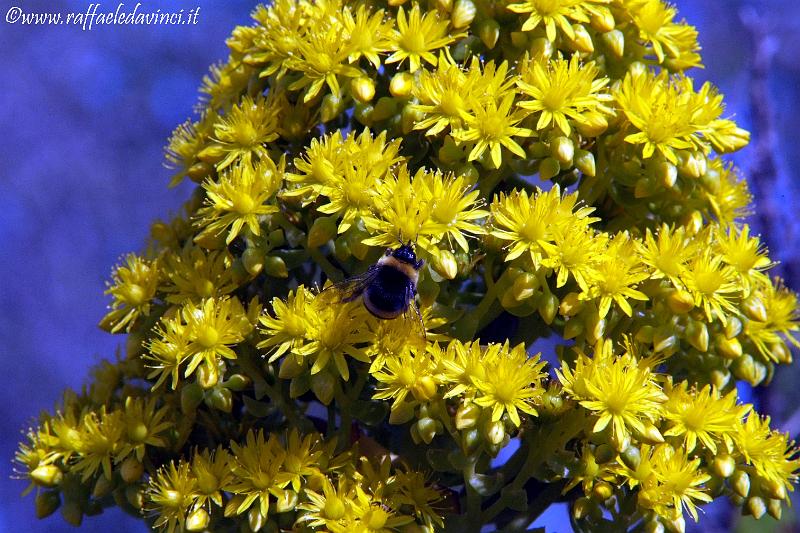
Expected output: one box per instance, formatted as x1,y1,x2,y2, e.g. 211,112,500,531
363,265,414,319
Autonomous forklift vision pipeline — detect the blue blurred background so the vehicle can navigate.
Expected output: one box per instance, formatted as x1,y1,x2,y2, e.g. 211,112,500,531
1,1,798,531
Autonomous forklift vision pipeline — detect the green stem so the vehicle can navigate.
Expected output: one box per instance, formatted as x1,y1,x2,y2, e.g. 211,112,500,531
463,459,482,533
334,380,353,448
272,212,342,282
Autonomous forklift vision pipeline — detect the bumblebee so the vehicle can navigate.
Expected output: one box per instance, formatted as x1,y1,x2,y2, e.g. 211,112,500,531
322,243,425,329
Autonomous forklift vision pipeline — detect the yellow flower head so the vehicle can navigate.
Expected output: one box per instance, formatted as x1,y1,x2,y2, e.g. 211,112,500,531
102,253,160,333
161,247,237,304
734,413,800,500
386,5,461,73
517,55,613,136
507,0,611,42
627,0,701,66
372,349,440,410
582,232,649,318
146,461,198,533
205,94,280,170
473,343,547,427
259,286,316,362
637,224,695,289
680,247,741,325
342,5,391,69
638,444,712,522
195,156,284,244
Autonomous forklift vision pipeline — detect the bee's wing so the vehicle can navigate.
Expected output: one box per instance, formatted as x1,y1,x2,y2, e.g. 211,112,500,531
401,286,428,344
317,265,380,305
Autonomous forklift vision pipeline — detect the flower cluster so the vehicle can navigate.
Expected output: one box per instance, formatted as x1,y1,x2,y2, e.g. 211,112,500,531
16,0,800,532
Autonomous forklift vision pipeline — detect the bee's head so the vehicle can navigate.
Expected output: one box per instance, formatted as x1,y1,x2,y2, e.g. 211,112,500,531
386,243,424,270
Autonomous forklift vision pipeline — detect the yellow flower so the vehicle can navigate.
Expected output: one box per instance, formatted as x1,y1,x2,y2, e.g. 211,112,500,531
662,381,748,454
342,5,391,69
393,469,443,528
452,91,533,168
306,295,374,381
145,319,191,390
516,55,613,136
636,224,695,289
116,397,171,463
616,70,749,164
715,224,772,295
372,349,440,410
259,286,316,362
297,476,355,530
681,248,741,325
439,339,503,400
473,343,547,427
490,185,598,267
410,54,475,136
164,113,215,187
582,232,649,318
386,5,461,73
187,297,251,370
282,430,324,492
225,430,293,517
191,446,232,509
195,157,283,244
734,413,800,500
507,0,610,42
744,279,800,361
71,408,125,482
639,444,712,522
627,0,701,66
558,341,666,448
540,225,606,292
146,461,198,533
203,95,280,170
703,159,752,224
101,253,160,333
161,247,237,304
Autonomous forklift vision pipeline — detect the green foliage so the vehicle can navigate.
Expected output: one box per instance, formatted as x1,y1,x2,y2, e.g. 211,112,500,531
14,0,800,532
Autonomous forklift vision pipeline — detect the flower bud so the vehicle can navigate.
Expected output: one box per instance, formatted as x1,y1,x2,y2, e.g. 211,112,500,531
570,24,594,53
187,161,215,183
563,318,584,339
538,292,559,324
433,249,458,280
61,500,84,526
417,417,438,444
653,327,678,353
187,508,210,531
551,137,575,166
242,247,264,276
576,111,608,137
197,361,219,389
572,497,600,521
712,454,736,478
574,149,596,177
666,289,694,314
207,387,233,413
389,400,416,425
591,481,613,502
511,272,538,301
311,371,335,405
477,19,500,49
93,475,114,498
320,93,345,123
462,428,481,453
732,354,767,386
770,342,792,364
529,37,553,61
746,496,766,519
307,216,338,248
634,177,656,199
710,368,731,389
181,383,204,414
686,320,709,353
763,478,787,501
635,325,655,343
485,420,506,445
372,97,400,122
638,423,665,444
434,0,451,11
31,465,63,488
401,103,426,134
36,491,61,519
715,334,742,360
767,498,783,520
594,444,615,464
120,457,144,483
620,445,641,470
455,403,481,430
731,470,750,498
413,376,438,402
451,0,476,29
601,30,625,59
642,519,664,533
591,8,615,32
248,507,267,531
351,77,376,103
742,294,768,322
539,157,560,181
264,256,289,278
390,72,414,98
663,515,685,533
725,316,743,338
354,102,375,126
125,484,145,510
657,161,678,188
682,209,704,235
275,489,299,513
224,373,251,391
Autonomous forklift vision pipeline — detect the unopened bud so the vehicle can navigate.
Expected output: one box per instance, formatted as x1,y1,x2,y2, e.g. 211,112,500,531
770,342,792,364
275,489,299,513
742,294,768,322
529,37,553,61
732,354,767,386
591,481,613,502
31,465,63,488
181,382,204,414
186,508,210,531
36,491,61,519
636,423,665,444
61,500,84,526
417,417,438,444
451,0,476,29
559,292,583,317
307,216,337,248
653,327,678,353
657,161,678,188
197,361,219,389
575,111,608,137
746,496,767,519
570,24,594,53
311,371,335,405
477,19,500,49
715,335,742,360
264,256,289,278
563,318,584,339
712,454,736,478
725,316,743,338
731,470,750,498
666,290,694,314
764,478,787,501
574,149,596,177
767,498,783,520
390,72,414,98
601,30,624,59
433,249,458,280
551,137,575,166
455,403,481,429
511,272,538,301
248,507,267,532
351,77,376,103
620,446,641,470
389,400,416,425
539,157,560,180
242,247,264,276
485,420,506,445
320,93,345,123
591,8,615,32
538,292,559,324
120,457,144,483
685,320,709,352
207,387,233,413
